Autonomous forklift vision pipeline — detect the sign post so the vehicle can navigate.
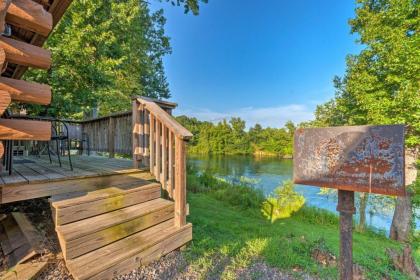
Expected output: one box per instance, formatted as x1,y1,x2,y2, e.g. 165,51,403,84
337,190,355,279
293,125,405,280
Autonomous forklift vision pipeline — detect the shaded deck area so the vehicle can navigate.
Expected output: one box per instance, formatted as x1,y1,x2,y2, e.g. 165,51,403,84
0,155,154,203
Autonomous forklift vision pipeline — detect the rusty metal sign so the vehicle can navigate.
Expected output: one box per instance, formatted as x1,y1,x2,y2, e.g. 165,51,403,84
293,125,405,196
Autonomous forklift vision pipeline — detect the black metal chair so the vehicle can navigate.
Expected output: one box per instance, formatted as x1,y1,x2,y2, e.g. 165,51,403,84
2,110,14,175
3,114,74,171
49,120,73,171
66,123,90,156
2,140,13,175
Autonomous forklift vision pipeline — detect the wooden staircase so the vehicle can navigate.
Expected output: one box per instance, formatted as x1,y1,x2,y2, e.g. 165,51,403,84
46,97,195,279
50,179,192,280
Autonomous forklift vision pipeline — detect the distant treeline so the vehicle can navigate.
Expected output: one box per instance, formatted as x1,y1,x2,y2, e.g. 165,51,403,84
176,116,296,157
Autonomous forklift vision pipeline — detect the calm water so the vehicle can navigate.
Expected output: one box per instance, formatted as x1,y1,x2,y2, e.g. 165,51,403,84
188,154,419,233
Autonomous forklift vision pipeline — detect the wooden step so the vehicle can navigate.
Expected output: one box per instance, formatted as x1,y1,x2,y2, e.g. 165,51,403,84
57,198,174,260
66,219,192,280
51,181,161,225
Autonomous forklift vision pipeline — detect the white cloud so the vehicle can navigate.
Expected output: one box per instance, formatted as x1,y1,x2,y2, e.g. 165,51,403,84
174,104,314,129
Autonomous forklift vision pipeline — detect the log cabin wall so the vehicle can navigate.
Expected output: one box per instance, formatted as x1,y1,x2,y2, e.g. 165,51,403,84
0,0,73,166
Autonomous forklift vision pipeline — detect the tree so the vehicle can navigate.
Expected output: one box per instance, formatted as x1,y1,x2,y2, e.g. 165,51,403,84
313,0,419,240
176,116,296,157
349,0,419,241
25,0,171,118
162,0,208,15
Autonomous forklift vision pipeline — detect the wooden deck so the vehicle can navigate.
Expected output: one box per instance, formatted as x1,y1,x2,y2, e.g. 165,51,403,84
0,155,154,203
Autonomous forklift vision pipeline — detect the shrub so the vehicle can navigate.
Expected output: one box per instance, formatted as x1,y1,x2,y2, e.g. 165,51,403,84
261,180,305,222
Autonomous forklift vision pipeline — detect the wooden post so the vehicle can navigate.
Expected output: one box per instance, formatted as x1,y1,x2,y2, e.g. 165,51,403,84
174,137,187,227
168,131,174,198
108,117,115,158
132,100,140,168
337,190,355,280
143,109,150,167
149,114,155,175
138,103,144,162
161,125,168,191
155,121,161,180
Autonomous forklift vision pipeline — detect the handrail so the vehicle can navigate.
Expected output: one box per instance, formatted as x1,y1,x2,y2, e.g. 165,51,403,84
132,97,191,228
136,97,192,140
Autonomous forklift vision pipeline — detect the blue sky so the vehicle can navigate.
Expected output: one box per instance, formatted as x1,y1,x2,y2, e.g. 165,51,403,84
150,0,362,128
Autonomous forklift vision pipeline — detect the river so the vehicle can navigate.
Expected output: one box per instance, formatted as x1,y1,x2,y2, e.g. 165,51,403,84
188,154,419,233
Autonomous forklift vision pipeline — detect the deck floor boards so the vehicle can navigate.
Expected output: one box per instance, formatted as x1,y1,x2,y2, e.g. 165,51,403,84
0,155,137,186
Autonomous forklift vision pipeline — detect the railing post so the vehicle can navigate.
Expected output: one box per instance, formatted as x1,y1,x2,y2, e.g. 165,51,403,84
132,100,141,168
155,121,161,179
161,126,168,191
143,109,150,167
168,131,174,198
174,137,187,227
149,114,155,175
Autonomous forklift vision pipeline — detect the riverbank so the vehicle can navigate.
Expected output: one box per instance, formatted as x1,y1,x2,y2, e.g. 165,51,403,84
188,151,293,158
185,170,419,279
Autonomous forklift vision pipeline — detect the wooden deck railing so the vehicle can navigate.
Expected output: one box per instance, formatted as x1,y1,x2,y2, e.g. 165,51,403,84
132,97,192,227
79,112,132,156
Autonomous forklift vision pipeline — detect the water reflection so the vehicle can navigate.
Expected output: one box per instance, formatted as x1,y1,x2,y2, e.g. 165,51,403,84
188,154,419,233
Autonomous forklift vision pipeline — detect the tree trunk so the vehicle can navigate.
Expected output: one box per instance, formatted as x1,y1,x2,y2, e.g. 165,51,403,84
357,192,368,232
390,194,412,241
390,149,417,242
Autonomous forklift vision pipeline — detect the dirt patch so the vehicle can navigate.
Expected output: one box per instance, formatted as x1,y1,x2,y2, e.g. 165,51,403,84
236,260,316,280
311,248,337,268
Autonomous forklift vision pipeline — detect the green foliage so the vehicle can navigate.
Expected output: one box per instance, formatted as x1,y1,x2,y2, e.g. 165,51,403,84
261,180,305,222
309,0,420,147
177,115,295,156
25,0,171,118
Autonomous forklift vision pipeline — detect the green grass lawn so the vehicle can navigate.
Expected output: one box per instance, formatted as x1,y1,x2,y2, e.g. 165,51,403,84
184,193,416,280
